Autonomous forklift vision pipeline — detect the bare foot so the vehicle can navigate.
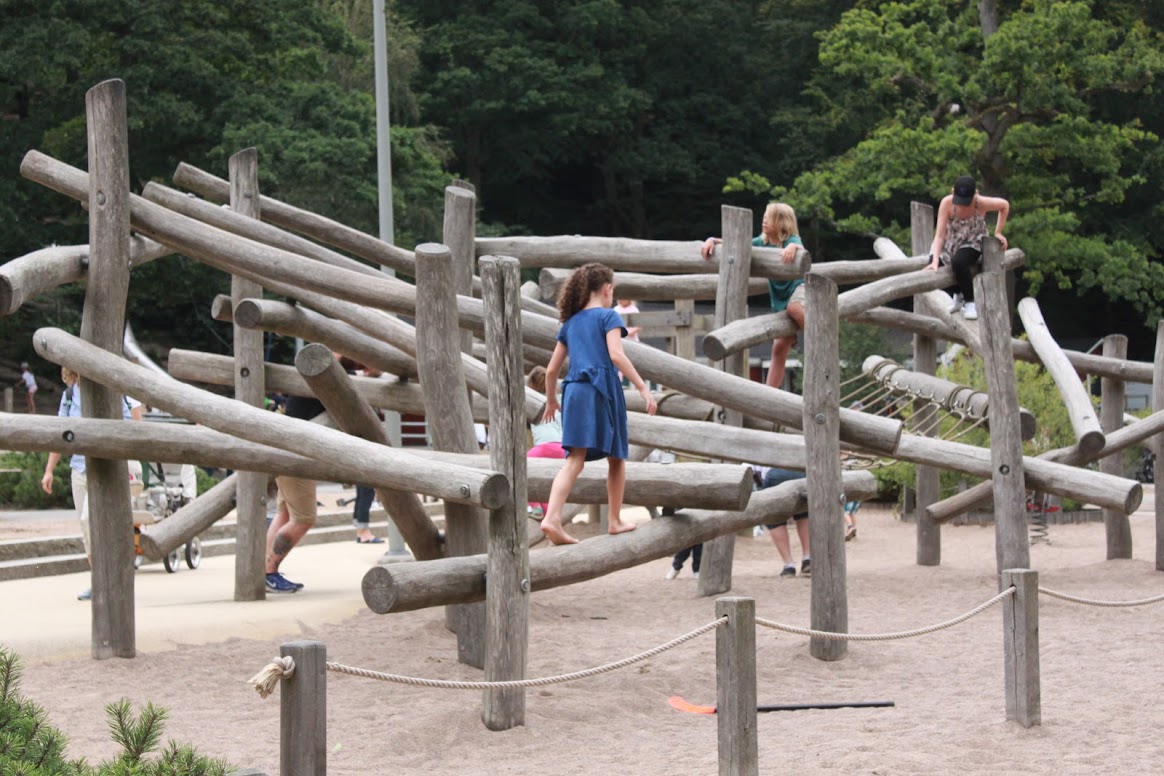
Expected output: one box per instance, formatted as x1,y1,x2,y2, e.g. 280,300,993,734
540,516,579,545
608,521,637,536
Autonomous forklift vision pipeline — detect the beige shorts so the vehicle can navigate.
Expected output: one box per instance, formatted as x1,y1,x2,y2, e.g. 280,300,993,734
76,460,143,557
275,476,318,526
787,284,807,310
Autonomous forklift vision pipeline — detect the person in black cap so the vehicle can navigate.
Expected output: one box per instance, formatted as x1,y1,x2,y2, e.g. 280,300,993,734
924,175,1010,320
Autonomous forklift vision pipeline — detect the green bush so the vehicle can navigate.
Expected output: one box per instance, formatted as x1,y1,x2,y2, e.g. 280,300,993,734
0,451,73,509
0,646,232,775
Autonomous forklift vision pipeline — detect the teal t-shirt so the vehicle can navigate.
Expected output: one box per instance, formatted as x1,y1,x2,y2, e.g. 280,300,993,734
754,234,804,312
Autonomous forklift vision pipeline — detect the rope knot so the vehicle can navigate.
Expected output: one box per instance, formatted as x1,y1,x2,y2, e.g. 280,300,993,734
248,655,296,699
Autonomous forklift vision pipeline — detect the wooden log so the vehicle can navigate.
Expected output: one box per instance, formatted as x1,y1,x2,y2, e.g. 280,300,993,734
139,473,238,560
699,205,752,598
911,202,940,566
626,413,804,469
700,250,1026,361
0,236,170,316
716,597,758,776
1156,320,1164,571
362,470,880,613
172,161,416,275
224,296,418,379
1001,569,1041,728
804,275,847,661
280,641,327,776
23,151,900,451
82,79,136,659
33,327,508,509
479,256,529,730
142,181,378,278
1101,335,1133,559
294,344,442,560
541,268,773,302
443,186,477,356
414,242,487,668
229,148,269,602
1017,297,1104,456
974,239,1029,575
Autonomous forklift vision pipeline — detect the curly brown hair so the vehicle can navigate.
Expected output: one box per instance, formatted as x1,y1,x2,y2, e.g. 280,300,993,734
557,263,614,322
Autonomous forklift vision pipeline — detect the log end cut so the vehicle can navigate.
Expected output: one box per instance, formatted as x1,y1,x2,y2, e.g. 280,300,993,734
701,334,727,362
362,565,399,614
1079,430,1106,459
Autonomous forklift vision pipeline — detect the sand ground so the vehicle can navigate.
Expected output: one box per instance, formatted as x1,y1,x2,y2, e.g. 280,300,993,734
3,500,1163,775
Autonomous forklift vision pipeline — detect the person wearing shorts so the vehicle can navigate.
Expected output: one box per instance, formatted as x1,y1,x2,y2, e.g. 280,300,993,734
759,467,811,578
265,394,324,593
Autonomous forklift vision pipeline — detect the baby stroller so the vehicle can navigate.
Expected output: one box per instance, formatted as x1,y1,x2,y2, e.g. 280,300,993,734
132,461,202,573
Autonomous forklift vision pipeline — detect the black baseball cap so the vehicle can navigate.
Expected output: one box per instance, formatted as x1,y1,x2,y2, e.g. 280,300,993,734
952,175,976,206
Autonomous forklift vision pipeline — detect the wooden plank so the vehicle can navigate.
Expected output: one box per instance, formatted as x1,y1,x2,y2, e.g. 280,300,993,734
82,78,136,659
804,274,847,661
1101,335,1133,559
1001,569,1041,728
362,471,879,613
911,202,941,566
716,596,758,776
280,640,327,776
480,256,529,730
1017,297,1104,456
974,238,1029,575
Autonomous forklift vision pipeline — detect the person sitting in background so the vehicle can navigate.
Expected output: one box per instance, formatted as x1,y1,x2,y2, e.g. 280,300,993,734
526,365,566,518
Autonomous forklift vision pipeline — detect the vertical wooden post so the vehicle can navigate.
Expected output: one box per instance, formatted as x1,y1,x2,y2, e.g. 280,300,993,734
1153,321,1164,571
443,185,477,355
229,148,268,601
480,255,529,730
280,640,326,776
716,596,758,776
1101,334,1132,559
3,387,12,413
699,206,752,597
414,242,487,668
1000,569,1040,727
973,238,1029,575
804,274,847,661
911,202,941,566
82,78,135,659
673,299,696,361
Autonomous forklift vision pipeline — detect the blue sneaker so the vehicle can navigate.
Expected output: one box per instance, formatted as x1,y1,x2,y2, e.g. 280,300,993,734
265,572,301,594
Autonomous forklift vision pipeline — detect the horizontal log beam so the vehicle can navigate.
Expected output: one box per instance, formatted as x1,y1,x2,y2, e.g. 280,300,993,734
540,269,778,303
362,471,880,613
139,473,237,560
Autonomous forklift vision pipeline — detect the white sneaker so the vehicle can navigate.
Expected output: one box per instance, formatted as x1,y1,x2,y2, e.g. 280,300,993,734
948,292,964,314
962,301,978,320
693,571,700,580
665,567,680,580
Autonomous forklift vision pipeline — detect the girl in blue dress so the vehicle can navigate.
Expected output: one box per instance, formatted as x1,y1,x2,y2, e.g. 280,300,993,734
539,263,658,545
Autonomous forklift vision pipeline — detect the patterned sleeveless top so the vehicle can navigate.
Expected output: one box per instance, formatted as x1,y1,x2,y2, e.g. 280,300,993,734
941,198,987,263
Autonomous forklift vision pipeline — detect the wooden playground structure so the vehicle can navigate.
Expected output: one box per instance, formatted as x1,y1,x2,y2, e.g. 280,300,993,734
4,79,1164,774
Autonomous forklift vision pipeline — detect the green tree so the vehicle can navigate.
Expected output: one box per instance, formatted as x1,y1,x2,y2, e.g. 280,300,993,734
735,0,1164,326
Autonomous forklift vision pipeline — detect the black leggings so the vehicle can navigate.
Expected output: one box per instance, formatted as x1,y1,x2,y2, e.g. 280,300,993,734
949,246,982,301
672,543,702,572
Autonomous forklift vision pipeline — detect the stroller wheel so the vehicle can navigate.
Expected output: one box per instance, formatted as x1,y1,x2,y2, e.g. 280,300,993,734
163,548,182,573
185,537,202,570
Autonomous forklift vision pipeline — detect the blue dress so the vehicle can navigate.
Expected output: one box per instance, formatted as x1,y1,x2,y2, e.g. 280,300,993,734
556,307,628,461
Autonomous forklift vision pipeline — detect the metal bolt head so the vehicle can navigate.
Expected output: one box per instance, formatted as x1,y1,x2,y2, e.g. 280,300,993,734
814,413,826,425
240,366,250,378
520,578,530,593
999,464,1010,475
95,191,106,206
459,484,471,497
63,430,74,443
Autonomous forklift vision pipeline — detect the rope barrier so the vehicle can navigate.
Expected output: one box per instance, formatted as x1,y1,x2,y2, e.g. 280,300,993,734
248,617,727,697
1038,587,1164,608
755,587,1014,642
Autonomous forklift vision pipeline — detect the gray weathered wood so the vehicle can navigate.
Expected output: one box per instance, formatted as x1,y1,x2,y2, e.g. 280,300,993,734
480,256,529,730
699,206,751,598
716,596,758,776
224,296,418,378
139,473,238,560
1155,321,1164,571
1101,334,1133,559
911,203,941,566
229,148,269,602
280,641,326,776
34,328,508,509
1001,569,1041,728
0,236,170,316
803,274,847,661
414,242,487,668
443,186,478,356
673,299,697,361
82,79,136,659
974,239,1029,575
362,471,879,613
294,344,442,560
540,269,780,302
21,152,902,451
1017,297,1104,456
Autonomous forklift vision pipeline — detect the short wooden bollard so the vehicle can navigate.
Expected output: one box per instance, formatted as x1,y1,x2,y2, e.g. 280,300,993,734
716,597,757,776
1000,570,1040,728
280,641,327,776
